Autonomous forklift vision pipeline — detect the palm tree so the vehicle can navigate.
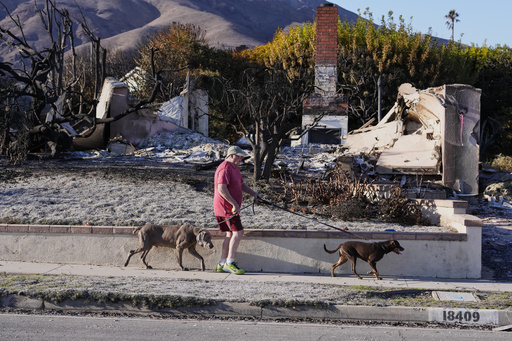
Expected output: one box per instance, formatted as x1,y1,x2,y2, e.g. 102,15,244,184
445,10,460,41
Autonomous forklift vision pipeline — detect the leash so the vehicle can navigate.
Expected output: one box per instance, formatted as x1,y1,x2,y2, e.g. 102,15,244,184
213,201,256,226
257,197,368,240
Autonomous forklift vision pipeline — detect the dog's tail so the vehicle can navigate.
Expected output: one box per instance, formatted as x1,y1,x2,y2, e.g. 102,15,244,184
132,226,143,235
324,243,343,254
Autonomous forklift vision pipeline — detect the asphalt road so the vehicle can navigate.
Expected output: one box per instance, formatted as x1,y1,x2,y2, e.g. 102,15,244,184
0,314,510,341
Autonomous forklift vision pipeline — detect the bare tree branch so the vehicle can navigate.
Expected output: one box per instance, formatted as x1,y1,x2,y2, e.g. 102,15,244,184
212,63,314,181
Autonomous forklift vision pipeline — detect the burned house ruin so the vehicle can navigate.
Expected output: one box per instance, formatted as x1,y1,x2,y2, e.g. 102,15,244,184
73,74,208,154
294,4,481,196
346,83,481,196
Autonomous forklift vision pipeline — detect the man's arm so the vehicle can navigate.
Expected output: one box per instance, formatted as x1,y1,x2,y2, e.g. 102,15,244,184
242,183,259,199
218,183,240,214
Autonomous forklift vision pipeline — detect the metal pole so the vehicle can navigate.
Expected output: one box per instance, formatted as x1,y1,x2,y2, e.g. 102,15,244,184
377,75,382,122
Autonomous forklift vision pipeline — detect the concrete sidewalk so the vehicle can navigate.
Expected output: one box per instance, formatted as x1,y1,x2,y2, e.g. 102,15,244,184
2,261,512,292
1,261,511,329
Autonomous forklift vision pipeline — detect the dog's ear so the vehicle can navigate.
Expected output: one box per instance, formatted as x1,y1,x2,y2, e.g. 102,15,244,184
196,229,205,246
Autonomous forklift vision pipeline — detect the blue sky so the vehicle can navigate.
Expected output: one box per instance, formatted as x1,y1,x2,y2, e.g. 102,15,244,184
330,0,510,48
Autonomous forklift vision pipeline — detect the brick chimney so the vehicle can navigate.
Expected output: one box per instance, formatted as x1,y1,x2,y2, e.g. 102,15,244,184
295,4,347,147
315,3,337,97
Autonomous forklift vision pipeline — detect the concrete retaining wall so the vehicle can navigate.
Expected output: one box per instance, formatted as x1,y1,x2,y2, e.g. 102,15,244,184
0,199,483,279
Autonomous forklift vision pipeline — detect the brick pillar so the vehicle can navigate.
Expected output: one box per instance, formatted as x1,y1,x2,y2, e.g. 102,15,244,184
315,4,338,96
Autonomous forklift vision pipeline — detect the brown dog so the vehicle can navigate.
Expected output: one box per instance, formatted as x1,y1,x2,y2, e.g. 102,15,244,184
324,240,404,280
124,224,213,271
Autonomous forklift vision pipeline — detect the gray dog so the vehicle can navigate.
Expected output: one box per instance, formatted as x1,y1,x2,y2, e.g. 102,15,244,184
124,224,213,271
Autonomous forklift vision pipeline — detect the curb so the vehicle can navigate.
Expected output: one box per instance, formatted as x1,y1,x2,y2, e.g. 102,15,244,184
2,294,511,329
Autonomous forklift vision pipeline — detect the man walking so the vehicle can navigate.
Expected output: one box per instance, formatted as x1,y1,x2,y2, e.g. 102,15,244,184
214,146,259,274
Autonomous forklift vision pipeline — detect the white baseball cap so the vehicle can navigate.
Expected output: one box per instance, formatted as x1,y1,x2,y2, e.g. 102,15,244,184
225,146,249,159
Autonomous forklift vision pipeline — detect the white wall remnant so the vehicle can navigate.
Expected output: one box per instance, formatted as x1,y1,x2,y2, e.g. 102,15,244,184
189,88,209,136
179,85,208,137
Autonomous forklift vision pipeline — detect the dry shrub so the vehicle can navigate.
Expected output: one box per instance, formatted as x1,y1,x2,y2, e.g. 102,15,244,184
489,154,512,173
378,184,422,225
278,163,423,225
279,163,378,221
331,197,367,221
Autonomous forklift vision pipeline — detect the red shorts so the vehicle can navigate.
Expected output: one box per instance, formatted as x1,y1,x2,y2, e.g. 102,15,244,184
216,215,243,232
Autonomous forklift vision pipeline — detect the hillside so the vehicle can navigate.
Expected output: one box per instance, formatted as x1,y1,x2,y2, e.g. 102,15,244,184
0,0,360,65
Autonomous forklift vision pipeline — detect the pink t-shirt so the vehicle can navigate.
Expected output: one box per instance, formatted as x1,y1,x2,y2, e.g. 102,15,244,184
213,160,243,216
